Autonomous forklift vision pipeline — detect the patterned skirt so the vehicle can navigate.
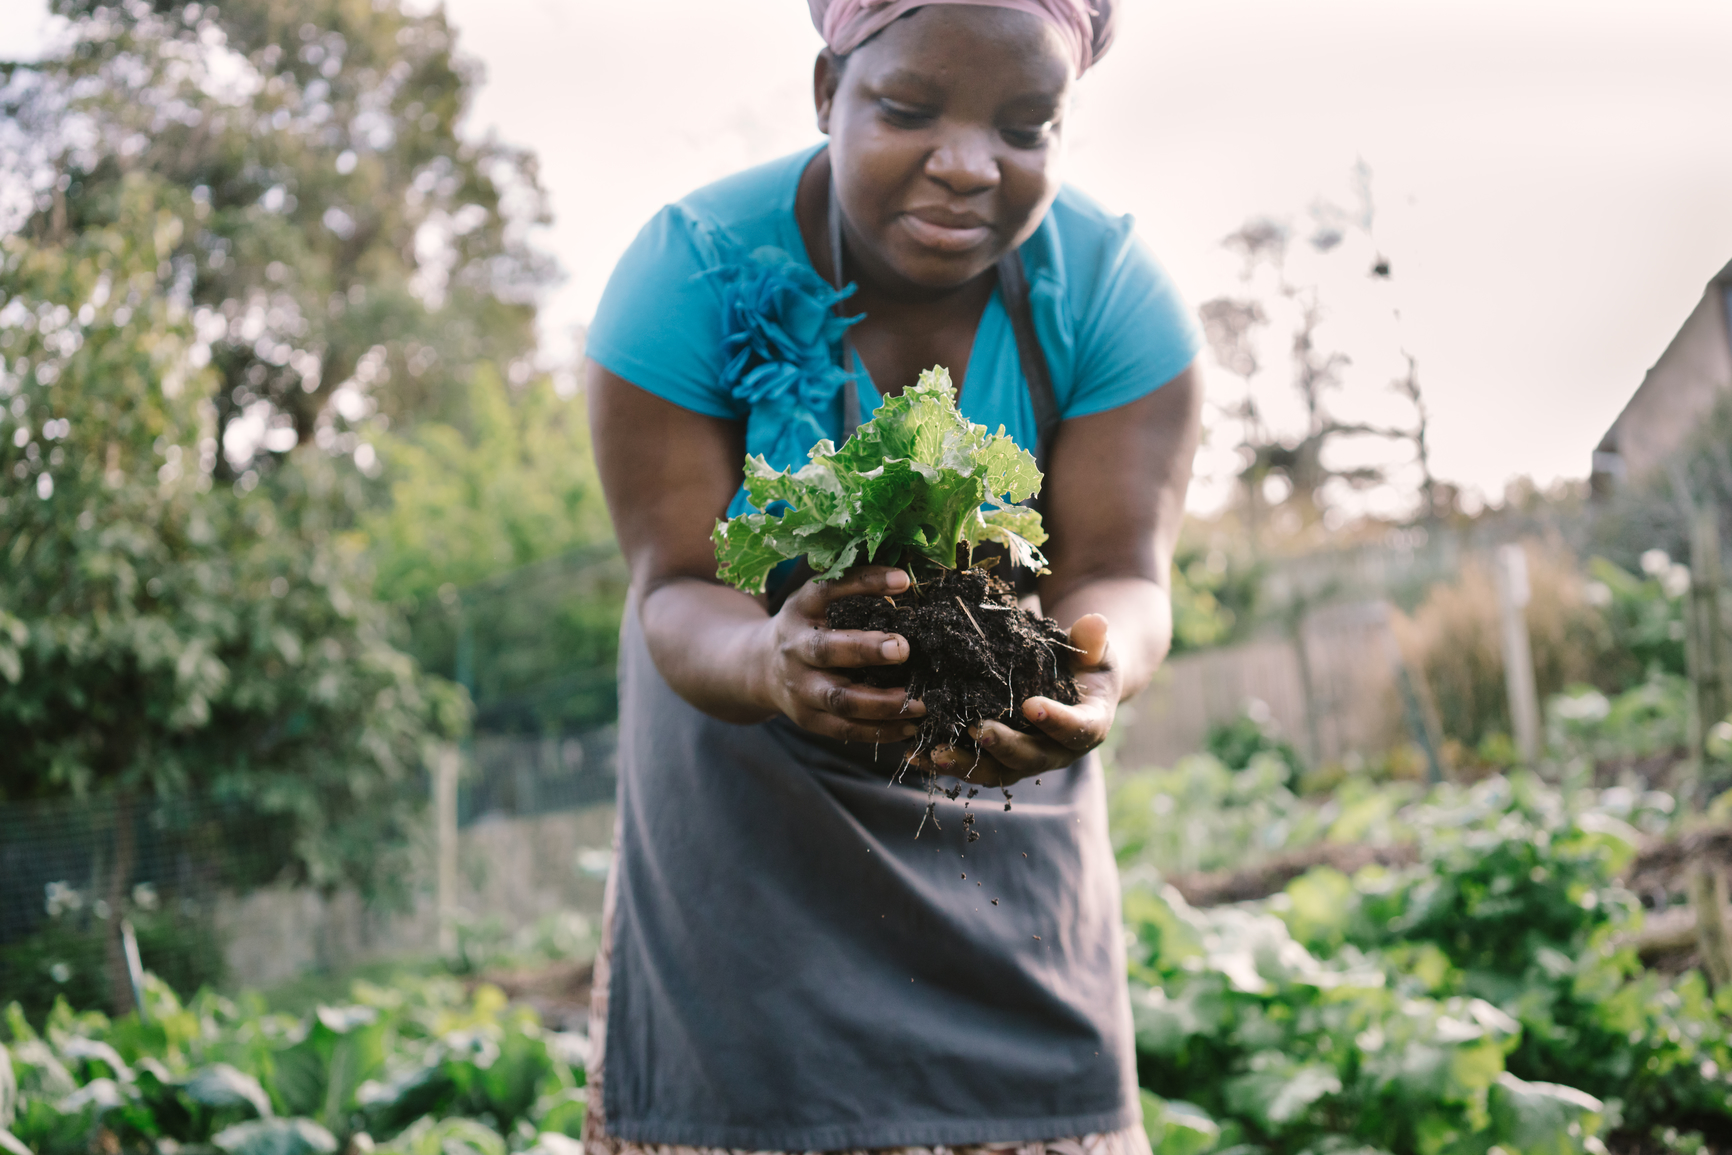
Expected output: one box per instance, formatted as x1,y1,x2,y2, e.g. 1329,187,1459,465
580,846,1152,1155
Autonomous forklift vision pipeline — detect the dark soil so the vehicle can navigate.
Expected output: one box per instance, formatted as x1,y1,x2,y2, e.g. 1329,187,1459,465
827,567,1080,759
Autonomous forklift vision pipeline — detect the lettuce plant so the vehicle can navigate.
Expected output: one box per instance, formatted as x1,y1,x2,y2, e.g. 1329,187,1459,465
712,368,1049,593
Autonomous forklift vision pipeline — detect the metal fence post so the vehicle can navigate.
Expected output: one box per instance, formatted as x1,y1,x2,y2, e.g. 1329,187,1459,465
433,743,460,957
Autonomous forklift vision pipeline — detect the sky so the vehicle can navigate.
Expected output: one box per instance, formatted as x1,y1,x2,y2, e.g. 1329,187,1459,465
3,0,1730,512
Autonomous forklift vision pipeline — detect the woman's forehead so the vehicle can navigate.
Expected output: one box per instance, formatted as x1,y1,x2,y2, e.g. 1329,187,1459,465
847,7,1074,93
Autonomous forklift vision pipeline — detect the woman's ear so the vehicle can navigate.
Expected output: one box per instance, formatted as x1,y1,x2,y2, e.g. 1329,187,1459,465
814,49,842,134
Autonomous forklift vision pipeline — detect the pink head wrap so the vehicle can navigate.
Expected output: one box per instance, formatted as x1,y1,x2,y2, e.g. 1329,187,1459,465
807,0,1115,76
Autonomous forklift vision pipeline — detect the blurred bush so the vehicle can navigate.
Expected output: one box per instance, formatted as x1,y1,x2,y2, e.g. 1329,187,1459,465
0,896,223,1025
1203,708,1306,786
364,367,622,734
1169,542,1261,655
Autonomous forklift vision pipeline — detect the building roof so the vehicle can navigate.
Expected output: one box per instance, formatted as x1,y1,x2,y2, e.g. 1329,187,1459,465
1591,260,1732,494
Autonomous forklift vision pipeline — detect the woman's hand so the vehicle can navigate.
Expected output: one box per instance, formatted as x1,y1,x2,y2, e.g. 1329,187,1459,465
927,614,1119,786
751,565,928,743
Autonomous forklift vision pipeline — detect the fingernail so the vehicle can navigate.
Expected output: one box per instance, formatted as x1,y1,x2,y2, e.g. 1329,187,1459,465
880,639,903,660
885,569,910,592
1029,706,1047,722
977,729,996,748
902,723,919,738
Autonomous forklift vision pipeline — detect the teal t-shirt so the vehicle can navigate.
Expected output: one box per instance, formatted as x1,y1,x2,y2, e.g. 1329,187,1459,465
588,143,1201,515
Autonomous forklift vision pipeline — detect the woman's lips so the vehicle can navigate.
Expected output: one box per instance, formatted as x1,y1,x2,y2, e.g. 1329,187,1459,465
899,212,993,253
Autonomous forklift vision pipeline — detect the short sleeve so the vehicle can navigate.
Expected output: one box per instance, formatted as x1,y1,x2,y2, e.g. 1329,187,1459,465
1061,219,1201,419
586,205,744,420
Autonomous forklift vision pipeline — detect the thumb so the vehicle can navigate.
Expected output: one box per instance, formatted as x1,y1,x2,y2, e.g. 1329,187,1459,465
1068,613,1110,669
792,565,910,617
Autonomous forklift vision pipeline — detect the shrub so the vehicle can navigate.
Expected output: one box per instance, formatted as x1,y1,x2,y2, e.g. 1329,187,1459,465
1391,545,1610,752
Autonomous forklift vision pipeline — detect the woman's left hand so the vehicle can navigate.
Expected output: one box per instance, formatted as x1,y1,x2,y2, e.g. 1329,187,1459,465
927,613,1120,787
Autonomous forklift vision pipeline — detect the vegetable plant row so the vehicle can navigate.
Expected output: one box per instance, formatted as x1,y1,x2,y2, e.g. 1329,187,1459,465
1,978,587,1155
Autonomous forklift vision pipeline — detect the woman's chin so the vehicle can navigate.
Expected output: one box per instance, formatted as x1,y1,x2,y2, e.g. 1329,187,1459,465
884,245,1000,294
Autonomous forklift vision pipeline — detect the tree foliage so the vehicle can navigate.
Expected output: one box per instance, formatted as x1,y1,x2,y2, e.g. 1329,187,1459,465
0,171,466,902
0,0,616,935
4,0,552,474
362,365,623,735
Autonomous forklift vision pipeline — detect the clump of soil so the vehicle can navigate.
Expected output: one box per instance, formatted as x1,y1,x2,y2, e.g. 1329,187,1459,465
827,567,1080,757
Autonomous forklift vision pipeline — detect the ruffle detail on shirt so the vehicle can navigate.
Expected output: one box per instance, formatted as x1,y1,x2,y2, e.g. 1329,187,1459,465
705,245,860,486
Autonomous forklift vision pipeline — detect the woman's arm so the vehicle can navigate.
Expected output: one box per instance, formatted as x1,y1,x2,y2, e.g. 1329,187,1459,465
588,360,925,740
930,358,1204,783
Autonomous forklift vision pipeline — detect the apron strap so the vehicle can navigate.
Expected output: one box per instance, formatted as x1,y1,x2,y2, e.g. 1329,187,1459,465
994,248,1060,481
830,176,864,438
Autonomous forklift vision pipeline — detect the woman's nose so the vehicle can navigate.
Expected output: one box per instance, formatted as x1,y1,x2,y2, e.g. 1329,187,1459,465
923,130,999,197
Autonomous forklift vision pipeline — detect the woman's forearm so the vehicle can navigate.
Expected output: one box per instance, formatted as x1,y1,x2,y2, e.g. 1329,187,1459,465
1045,576,1172,701
639,578,776,724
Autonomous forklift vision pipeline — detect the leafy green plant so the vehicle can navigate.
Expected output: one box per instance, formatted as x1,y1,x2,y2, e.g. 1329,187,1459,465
1548,676,1692,771
1119,770,1732,1153
1582,555,1690,688
1,975,586,1155
712,368,1048,593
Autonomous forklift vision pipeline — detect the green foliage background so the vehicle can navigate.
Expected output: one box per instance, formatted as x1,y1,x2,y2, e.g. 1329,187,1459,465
0,0,620,1011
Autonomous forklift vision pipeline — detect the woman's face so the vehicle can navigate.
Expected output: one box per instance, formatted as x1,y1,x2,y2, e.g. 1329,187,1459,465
817,6,1074,294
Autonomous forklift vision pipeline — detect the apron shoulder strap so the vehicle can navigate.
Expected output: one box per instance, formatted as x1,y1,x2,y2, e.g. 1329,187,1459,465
994,248,1059,477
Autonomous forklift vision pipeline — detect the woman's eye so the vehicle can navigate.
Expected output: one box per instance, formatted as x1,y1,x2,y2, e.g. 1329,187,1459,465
879,102,935,128
1002,124,1052,149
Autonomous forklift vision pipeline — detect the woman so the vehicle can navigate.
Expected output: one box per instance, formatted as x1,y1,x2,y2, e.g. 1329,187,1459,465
583,1,1202,1149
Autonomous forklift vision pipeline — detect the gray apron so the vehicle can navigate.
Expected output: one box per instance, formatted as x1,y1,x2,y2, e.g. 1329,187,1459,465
601,618,1138,1148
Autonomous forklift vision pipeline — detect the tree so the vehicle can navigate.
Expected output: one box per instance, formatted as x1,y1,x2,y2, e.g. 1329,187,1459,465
0,170,465,1014
1196,166,1443,543
2,0,553,478
362,364,624,734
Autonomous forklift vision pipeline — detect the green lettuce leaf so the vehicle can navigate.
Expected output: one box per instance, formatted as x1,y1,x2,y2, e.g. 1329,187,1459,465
712,366,1050,592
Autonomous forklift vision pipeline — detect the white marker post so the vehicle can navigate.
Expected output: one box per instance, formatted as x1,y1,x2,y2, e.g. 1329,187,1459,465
1495,544,1541,765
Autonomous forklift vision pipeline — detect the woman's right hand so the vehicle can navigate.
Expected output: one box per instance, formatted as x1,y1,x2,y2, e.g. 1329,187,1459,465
752,565,925,743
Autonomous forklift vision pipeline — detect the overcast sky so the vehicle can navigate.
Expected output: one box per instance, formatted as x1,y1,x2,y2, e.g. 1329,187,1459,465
5,0,1730,511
